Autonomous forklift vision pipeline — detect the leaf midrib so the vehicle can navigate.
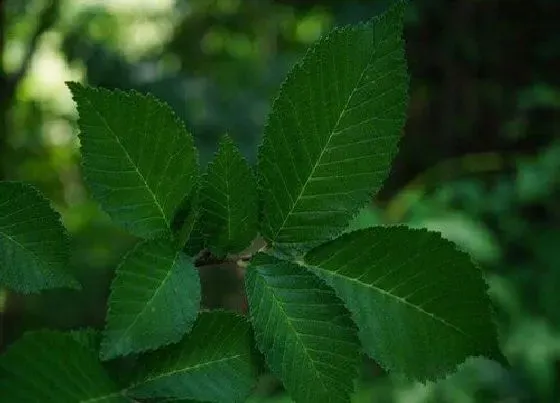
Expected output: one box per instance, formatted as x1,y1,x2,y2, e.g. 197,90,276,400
311,266,470,339
0,230,66,285
80,94,170,229
271,29,376,241
135,354,243,385
254,269,331,395
81,391,126,403
103,250,181,357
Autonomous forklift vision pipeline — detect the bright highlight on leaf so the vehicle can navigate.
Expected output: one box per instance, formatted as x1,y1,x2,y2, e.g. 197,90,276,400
201,135,258,256
0,182,79,293
101,239,201,361
68,83,199,240
258,1,408,248
245,253,361,402
304,226,505,381
0,331,131,402
128,311,257,403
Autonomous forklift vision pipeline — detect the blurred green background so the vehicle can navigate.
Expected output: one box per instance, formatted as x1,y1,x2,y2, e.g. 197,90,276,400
1,0,559,401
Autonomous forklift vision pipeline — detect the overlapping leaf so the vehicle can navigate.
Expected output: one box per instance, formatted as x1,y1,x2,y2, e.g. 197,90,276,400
68,83,198,239
0,331,131,402
258,1,408,247
304,226,505,381
128,311,257,403
0,181,79,293
200,135,258,256
245,253,360,403
101,239,200,360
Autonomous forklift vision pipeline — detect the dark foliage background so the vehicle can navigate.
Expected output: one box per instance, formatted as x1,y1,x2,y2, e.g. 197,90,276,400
1,0,559,401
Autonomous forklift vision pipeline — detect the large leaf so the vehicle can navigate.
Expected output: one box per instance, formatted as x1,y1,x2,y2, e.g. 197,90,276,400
128,311,257,403
304,226,505,381
0,331,131,402
68,83,198,239
245,253,360,403
100,239,200,360
257,1,408,247
201,135,258,256
0,181,79,293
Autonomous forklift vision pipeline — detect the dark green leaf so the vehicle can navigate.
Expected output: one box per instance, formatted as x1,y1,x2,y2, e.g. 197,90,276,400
0,331,131,402
245,253,360,402
258,1,408,247
101,239,200,361
304,226,505,381
0,181,79,293
201,135,258,256
70,328,101,352
128,311,257,403
68,83,199,239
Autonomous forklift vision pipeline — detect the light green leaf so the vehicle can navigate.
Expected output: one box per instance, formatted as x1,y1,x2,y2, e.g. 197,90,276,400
100,239,200,361
128,311,257,403
258,1,408,247
246,253,360,403
201,135,258,256
0,331,131,402
304,226,505,381
0,181,79,293
68,83,198,239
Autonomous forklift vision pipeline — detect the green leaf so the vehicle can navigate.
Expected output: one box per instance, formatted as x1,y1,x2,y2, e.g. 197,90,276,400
70,327,101,352
128,311,257,403
100,239,200,361
0,331,131,402
201,135,258,256
258,1,408,247
183,211,205,256
245,253,360,403
68,83,199,239
304,226,505,381
0,181,79,293
173,181,201,250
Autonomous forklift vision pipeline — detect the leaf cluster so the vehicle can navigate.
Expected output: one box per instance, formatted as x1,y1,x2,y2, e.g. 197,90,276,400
0,2,505,402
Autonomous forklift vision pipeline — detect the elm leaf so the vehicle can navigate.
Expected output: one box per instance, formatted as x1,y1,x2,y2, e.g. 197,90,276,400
100,239,200,360
0,181,79,293
258,1,408,248
304,226,505,381
68,83,198,239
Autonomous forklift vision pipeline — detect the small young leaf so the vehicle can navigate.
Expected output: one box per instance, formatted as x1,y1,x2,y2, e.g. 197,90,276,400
0,181,79,293
68,83,199,239
245,253,360,403
304,226,505,381
258,1,408,247
0,331,131,402
200,135,258,256
128,311,257,403
101,239,201,361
